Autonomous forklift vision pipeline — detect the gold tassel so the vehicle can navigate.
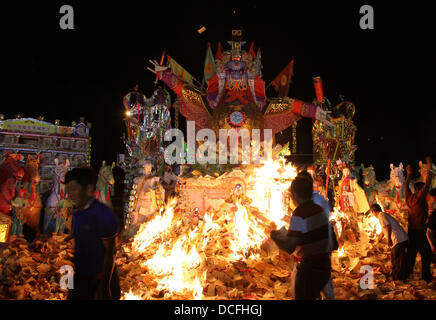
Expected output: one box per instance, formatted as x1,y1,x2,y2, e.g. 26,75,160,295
174,100,180,129
292,121,297,154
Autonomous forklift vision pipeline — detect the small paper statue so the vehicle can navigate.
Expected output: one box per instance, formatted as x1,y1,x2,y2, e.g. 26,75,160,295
133,161,165,224
54,199,73,234
10,189,28,237
226,183,252,207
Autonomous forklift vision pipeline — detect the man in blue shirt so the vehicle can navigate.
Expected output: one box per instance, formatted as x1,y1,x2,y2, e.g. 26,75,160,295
65,167,120,300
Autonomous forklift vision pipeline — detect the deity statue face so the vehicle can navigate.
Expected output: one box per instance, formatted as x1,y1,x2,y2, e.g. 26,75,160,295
342,167,351,178
225,60,248,81
144,163,153,176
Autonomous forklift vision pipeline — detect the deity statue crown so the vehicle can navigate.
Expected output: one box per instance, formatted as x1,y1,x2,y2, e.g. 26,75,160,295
216,30,261,77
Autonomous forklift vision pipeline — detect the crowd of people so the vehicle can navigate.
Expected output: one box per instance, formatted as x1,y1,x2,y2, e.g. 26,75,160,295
271,156,435,300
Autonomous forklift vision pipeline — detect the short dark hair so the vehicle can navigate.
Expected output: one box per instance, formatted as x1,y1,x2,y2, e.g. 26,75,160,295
297,171,313,183
65,167,97,189
290,176,313,200
430,188,436,198
414,182,425,192
370,204,382,212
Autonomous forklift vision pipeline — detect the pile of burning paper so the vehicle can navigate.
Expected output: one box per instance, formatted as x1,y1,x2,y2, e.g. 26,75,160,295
2,157,436,300
118,158,436,300
117,202,295,300
0,235,73,300
118,159,298,300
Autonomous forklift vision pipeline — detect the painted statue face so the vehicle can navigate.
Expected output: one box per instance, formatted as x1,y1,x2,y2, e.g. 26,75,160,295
54,159,69,185
362,166,376,187
390,164,405,189
100,165,115,185
226,60,247,80
144,163,153,175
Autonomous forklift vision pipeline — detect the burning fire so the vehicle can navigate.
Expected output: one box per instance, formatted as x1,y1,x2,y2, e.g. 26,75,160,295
121,156,299,300
228,203,268,261
247,158,297,229
132,198,177,252
329,207,349,238
144,235,205,300
122,290,142,300
120,155,395,300
362,213,382,239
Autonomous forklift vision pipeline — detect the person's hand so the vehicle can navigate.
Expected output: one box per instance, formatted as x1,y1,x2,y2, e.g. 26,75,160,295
146,60,168,74
270,230,279,240
406,165,413,175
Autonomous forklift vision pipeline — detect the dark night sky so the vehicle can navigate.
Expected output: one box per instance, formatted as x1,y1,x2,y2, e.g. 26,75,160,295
2,1,435,181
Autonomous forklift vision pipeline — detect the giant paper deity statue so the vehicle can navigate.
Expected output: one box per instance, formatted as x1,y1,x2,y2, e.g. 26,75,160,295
148,30,332,149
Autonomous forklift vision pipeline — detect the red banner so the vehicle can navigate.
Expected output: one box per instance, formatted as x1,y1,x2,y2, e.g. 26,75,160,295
271,60,294,97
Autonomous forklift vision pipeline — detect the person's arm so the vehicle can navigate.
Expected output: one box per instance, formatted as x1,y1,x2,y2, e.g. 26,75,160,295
96,209,119,300
418,156,433,198
384,225,393,247
270,228,299,254
97,235,117,300
426,229,436,253
377,213,390,245
377,229,384,243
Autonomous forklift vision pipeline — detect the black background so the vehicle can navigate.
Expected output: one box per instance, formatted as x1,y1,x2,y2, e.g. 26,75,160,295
2,1,435,181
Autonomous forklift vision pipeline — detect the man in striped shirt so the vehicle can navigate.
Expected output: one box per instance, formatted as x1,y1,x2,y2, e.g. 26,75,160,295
271,176,331,300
